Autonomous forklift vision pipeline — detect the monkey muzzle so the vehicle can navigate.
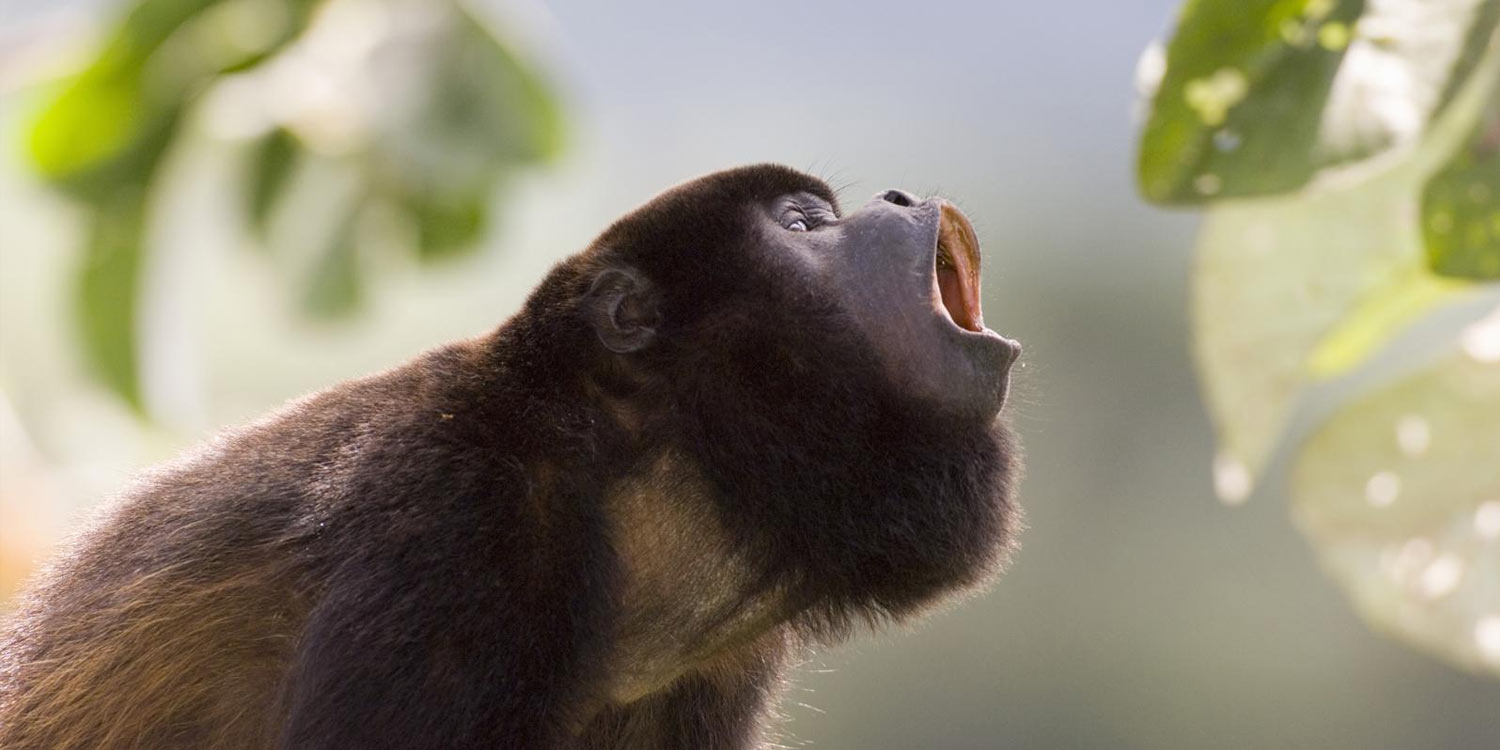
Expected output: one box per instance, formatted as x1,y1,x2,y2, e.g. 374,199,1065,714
829,194,1021,421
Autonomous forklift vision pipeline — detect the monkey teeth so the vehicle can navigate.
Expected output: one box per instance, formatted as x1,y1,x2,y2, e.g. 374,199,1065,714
935,202,984,333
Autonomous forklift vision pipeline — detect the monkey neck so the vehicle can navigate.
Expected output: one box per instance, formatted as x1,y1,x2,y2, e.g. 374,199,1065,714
599,448,791,706
470,317,782,706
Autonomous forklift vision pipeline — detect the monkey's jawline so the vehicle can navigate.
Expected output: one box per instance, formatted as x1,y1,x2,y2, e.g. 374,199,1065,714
935,202,984,333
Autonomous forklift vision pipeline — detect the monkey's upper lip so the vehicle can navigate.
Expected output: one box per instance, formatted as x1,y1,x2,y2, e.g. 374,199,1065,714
933,202,985,334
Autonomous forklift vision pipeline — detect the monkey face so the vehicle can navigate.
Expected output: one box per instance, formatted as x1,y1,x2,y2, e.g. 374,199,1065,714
758,187,1022,424
582,164,1021,430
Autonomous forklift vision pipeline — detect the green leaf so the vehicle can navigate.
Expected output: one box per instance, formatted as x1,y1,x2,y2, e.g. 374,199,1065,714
1139,0,1500,205
27,0,315,184
27,64,150,180
1139,0,1364,204
1422,84,1500,280
408,189,489,262
25,0,568,409
1434,1,1500,115
354,0,564,264
179,0,320,75
76,192,150,411
1305,272,1468,377
246,127,299,235
27,0,216,180
26,0,323,409
1290,343,1500,675
1193,138,1468,502
42,94,182,407
1192,25,1498,500
300,211,363,319
370,1,563,196
443,2,565,165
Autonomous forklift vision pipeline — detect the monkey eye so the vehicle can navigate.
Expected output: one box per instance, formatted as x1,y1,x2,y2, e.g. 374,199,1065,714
776,193,835,233
779,206,813,232
779,206,831,233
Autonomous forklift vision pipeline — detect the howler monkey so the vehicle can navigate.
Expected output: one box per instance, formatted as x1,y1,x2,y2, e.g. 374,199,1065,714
0,165,1023,749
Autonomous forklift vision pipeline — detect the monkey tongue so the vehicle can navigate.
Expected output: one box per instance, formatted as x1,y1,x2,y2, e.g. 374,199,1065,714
936,202,984,333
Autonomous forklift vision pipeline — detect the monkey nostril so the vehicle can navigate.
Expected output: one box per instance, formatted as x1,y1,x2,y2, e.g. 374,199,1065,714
878,189,919,208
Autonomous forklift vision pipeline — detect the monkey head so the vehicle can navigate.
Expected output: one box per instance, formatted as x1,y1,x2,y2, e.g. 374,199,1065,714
563,164,1025,625
579,165,1021,424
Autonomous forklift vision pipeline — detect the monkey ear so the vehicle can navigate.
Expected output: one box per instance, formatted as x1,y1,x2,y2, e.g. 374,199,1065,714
584,267,659,353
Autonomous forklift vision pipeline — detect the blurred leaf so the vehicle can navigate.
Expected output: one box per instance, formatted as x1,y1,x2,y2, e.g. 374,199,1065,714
1290,344,1500,675
1422,86,1500,280
1305,272,1467,376
300,211,363,318
1437,1,1500,112
408,189,488,262
1193,21,1499,500
56,107,183,409
367,0,563,260
1139,0,1500,205
1193,153,1463,501
271,0,565,274
247,127,299,235
28,63,150,180
25,0,566,410
27,0,207,178
27,0,320,409
1139,0,1364,204
77,192,150,412
183,0,320,74
1312,0,1499,172
374,11,560,185
1148,0,1500,675
439,2,563,166
27,0,310,182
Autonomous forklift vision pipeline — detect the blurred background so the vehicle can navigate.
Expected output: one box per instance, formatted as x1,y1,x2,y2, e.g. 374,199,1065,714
2,1,1498,748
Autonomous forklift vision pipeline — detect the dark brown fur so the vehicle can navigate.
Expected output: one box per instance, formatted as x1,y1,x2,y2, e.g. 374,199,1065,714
0,165,1021,749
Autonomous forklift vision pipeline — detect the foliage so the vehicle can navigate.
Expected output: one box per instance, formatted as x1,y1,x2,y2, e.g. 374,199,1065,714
1139,0,1500,673
1423,94,1500,279
24,0,563,410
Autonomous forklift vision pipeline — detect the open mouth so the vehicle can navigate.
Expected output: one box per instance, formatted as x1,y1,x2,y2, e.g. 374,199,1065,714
934,201,984,333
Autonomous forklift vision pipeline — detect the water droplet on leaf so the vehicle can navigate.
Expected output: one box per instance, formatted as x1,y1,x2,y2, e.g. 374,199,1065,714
1184,68,1248,126
1213,453,1252,505
1459,306,1500,363
1395,414,1431,456
1475,502,1500,540
1365,470,1401,507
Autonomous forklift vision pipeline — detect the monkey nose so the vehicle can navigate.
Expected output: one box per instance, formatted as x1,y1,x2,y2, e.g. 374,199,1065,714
875,189,921,208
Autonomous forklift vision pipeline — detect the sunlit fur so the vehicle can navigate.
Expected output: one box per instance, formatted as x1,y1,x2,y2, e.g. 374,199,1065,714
0,164,1021,749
